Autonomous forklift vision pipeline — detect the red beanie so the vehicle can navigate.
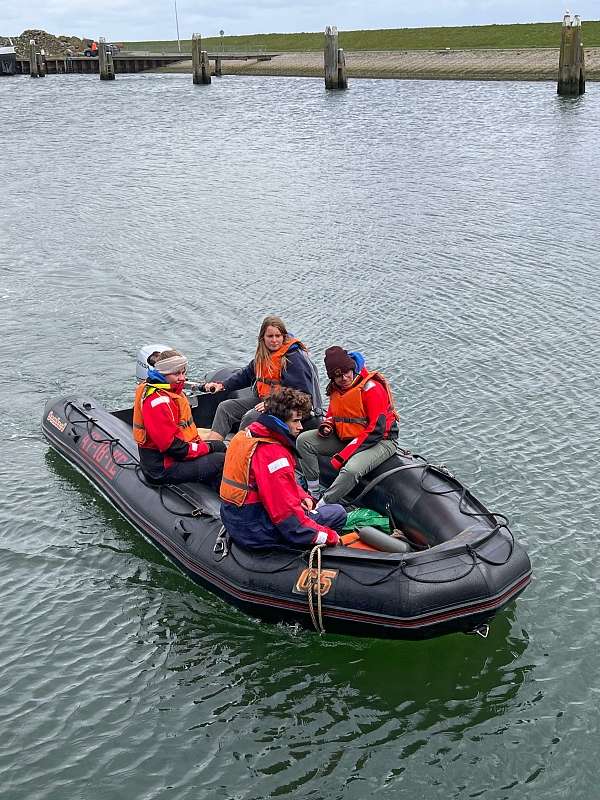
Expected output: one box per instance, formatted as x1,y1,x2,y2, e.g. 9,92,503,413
324,346,355,379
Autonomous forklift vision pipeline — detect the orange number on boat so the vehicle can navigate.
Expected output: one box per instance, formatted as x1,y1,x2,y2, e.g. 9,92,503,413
294,568,338,596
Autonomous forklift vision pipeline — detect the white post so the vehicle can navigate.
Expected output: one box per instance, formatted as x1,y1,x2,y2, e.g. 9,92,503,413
174,0,181,53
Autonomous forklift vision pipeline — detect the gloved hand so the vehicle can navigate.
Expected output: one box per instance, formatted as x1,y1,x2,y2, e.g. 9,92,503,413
318,418,334,438
325,530,340,546
207,440,227,454
204,382,224,393
185,381,205,392
330,452,347,471
186,440,210,459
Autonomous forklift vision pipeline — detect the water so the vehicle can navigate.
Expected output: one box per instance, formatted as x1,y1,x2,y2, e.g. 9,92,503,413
1,72,599,798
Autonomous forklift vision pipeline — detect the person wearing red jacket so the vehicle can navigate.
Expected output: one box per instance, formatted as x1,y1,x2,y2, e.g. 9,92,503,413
296,347,399,504
133,349,226,486
220,388,346,550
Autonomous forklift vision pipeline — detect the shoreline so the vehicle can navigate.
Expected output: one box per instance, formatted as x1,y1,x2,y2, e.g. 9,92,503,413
159,47,600,81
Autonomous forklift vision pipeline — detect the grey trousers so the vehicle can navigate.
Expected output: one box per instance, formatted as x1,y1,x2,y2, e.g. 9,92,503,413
211,388,258,437
296,431,397,504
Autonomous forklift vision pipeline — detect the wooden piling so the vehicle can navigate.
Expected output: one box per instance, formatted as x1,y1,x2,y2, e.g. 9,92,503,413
558,12,586,96
324,27,347,90
29,39,40,77
337,48,348,89
201,50,211,83
192,34,210,84
98,37,116,80
214,57,222,77
37,48,47,76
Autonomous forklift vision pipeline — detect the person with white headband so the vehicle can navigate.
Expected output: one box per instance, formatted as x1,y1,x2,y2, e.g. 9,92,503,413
132,349,226,486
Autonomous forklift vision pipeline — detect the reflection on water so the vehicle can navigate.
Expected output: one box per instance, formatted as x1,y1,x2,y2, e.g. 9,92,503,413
43,440,533,796
1,74,599,798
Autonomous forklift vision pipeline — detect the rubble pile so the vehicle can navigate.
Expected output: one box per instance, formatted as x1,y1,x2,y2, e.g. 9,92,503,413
0,30,87,58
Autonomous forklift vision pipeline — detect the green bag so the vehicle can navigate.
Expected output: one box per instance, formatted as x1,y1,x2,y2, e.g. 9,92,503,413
343,507,390,533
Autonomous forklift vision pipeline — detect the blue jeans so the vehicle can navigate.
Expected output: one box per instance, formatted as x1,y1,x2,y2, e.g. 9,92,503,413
310,504,347,533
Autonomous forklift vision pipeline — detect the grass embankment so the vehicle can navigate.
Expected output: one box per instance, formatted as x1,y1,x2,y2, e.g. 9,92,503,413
124,20,600,53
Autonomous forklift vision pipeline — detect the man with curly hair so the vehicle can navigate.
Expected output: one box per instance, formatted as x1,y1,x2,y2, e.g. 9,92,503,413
220,387,346,550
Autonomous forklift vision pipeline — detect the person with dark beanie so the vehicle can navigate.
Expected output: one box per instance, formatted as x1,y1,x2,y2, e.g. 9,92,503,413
296,347,399,504
219,387,346,550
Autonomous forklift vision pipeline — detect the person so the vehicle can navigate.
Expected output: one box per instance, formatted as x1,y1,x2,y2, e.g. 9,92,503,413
133,349,226,486
219,387,346,550
296,347,399,504
204,315,321,440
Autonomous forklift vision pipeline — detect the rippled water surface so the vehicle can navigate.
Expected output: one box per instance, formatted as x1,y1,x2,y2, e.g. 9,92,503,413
1,73,599,799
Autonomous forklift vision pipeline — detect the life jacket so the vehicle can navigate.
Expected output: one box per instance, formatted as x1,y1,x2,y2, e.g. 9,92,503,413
329,371,398,441
132,382,199,446
255,337,302,399
220,429,279,506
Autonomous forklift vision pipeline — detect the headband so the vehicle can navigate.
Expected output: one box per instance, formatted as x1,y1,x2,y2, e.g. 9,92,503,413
153,355,188,375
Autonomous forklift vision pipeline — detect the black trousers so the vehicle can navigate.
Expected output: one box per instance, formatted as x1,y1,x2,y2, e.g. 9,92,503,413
141,450,225,490
163,452,225,489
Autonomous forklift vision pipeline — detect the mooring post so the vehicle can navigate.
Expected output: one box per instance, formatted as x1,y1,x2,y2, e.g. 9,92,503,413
29,39,40,77
201,50,211,83
98,37,116,80
38,47,47,77
214,56,222,77
192,33,208,84
337,48,348,89
558,11,586,96
324,26,347,90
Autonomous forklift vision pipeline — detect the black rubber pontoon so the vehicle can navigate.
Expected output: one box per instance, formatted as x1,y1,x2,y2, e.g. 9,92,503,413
42,389,531,640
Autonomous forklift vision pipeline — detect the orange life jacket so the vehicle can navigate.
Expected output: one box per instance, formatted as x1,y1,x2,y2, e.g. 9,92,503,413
132,382,199,446
255,337,302,399
329,371,398,441
220,429,278,506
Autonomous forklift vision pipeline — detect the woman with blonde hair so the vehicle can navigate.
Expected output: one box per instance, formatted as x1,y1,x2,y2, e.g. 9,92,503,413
205,315,320,440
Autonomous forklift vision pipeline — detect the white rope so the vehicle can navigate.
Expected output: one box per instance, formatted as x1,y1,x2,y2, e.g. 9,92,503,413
307,544,326,635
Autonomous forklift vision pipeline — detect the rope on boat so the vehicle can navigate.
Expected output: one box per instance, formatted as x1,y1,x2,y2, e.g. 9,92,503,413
418,465,511,539
351,461,429,503
61,401,515,585
64,401,213,519
399,551,477,583
228,546,303,574
351,449,510,533
307,544,326,635
349,444,514,562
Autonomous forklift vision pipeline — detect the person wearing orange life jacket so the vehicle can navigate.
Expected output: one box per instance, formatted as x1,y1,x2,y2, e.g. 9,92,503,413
296,347,399,505
220,388,346,550
134,349,226,486
204,315,320,441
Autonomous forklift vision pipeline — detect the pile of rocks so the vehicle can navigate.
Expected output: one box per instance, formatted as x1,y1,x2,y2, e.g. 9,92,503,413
0,30,87,58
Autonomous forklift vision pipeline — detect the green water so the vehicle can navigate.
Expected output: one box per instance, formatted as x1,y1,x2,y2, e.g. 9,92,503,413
1,73,599,798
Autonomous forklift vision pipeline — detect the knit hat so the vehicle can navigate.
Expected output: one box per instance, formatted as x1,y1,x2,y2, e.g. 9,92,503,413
153,353,188,375
324,346,355,379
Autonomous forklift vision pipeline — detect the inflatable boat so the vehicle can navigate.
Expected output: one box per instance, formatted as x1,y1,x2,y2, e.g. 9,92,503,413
42,374,531,640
